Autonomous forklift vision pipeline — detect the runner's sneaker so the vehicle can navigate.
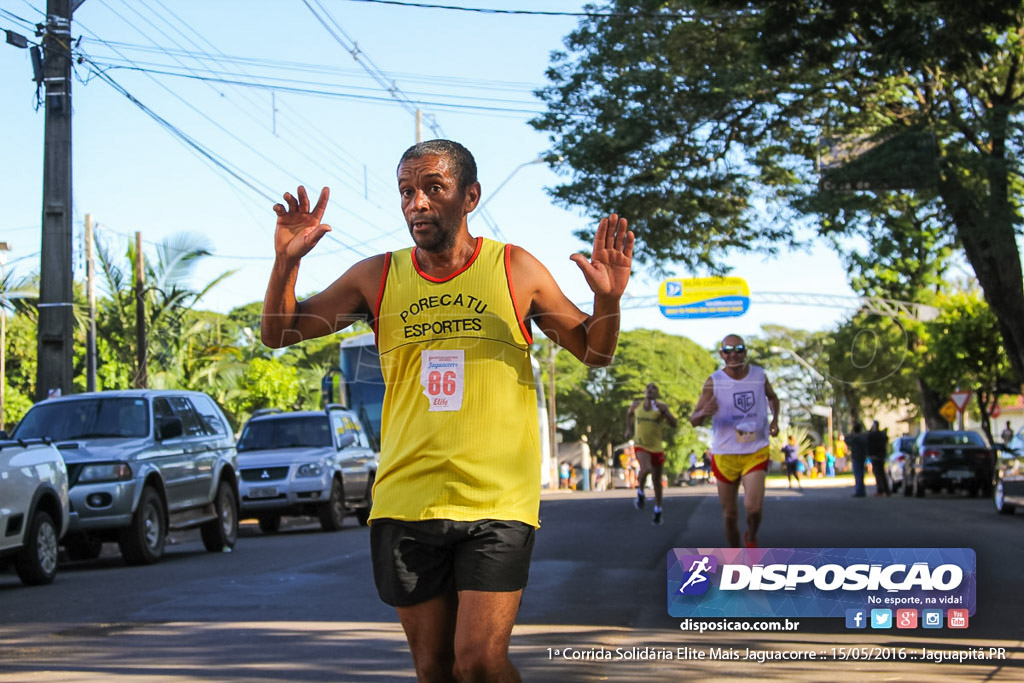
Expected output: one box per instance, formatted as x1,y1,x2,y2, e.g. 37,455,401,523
652,510,663,525
743,530,757,548
634,491,645,510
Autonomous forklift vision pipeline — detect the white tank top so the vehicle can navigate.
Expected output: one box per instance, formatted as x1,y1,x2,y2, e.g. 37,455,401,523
710,365,769,455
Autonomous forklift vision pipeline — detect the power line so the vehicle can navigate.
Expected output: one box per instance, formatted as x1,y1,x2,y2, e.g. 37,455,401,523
84,38,541,94
341,0,735,19
301,0,445,137
84,63,548,115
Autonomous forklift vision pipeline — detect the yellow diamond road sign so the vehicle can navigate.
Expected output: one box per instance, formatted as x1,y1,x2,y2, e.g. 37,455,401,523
939,401,958,423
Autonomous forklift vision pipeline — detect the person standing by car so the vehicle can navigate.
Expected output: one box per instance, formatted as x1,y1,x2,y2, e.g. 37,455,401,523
261,139,633,682
1001,421,1014,444
689,335,780,548
846,422,869,497
867,420,891,496
625,382,678,525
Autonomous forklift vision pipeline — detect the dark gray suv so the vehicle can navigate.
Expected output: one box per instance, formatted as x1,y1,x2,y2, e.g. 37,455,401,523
11,390,239,565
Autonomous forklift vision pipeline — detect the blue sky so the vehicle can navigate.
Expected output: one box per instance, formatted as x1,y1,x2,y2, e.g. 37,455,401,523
0,0,857,350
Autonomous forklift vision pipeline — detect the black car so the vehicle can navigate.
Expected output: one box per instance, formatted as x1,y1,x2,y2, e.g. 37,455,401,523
903,430,995,497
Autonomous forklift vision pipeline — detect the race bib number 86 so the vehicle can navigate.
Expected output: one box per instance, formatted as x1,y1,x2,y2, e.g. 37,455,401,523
421,349,465,411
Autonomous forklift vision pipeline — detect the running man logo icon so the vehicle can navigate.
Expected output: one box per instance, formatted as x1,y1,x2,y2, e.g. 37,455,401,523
677,555,718,596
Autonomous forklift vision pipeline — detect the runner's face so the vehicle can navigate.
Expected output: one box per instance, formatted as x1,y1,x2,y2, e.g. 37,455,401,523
397,155,479,252
719,335,747,368
645,383,659,400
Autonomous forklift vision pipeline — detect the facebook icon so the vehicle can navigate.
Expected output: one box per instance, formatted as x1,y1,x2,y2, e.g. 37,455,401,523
845,609,867,629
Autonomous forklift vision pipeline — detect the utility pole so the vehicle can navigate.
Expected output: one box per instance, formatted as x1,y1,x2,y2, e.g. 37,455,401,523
133,232,147,389
415,108,422,143
36,0,76,400
84,214,97,392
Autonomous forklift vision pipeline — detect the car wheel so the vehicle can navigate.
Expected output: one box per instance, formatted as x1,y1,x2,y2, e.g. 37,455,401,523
258,515,281,534
995,480,1016,515
15,510,59,586
914,472,925,497
903,473,913,497
201,480,239,552
967,485,979,497
119,487,166,565
64,535,104,561
318,478,346,532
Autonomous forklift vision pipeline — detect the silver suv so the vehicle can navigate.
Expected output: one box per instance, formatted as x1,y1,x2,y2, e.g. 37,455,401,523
237,406,376,533
11,390,239,566
0,439,69,585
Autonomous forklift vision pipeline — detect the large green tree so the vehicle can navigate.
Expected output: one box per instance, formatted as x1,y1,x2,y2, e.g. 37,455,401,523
919,291,1016,442
542,328,716,476
533,0,1024,384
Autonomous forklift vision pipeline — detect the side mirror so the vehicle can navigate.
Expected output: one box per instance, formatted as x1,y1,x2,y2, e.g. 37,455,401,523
337,431,356,449
157,416,184,440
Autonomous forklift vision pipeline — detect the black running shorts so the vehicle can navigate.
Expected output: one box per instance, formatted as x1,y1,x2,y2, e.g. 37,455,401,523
370,518,536,607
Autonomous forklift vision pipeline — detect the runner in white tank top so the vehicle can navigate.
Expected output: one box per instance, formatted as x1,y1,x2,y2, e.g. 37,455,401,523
689,334,780,548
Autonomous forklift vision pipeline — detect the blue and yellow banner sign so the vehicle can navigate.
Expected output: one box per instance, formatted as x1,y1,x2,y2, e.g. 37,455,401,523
659,277,750,319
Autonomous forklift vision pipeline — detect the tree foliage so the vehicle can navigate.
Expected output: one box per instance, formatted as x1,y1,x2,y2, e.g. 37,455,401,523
541,328,717,476
919,291,1015,442
533,0,1024,383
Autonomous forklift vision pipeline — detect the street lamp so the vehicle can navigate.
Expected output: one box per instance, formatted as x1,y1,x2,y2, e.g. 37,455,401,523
470,155,560,240
770,345,834,454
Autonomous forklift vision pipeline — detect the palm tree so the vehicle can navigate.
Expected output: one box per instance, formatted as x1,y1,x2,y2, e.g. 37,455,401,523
94,232,236,390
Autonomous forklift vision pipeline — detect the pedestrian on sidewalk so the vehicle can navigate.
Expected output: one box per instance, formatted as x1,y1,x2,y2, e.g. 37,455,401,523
689,335,780,548
868,420,891,496
846,422,869,497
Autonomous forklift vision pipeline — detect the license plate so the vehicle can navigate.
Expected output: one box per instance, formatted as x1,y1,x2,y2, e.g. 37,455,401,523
948,470,973,481
248,486,278,498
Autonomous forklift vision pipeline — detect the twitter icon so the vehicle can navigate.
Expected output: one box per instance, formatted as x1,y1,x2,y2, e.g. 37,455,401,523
870,609,893,629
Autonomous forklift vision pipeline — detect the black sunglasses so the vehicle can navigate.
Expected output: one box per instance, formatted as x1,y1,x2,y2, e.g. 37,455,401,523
721,344,746,354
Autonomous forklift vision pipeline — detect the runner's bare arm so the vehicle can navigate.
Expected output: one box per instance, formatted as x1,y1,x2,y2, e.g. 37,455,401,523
689,377,717,427
658,401,679,429
625,400,638,439
511,214,633,367
765,377,780,436
261,185,383,348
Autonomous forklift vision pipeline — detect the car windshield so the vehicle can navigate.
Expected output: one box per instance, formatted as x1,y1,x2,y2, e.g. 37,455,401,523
238,416,332,451
923,432,984,446
13,398,149,440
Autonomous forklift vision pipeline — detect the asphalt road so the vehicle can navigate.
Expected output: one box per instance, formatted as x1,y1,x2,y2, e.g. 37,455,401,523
1,480,1022,681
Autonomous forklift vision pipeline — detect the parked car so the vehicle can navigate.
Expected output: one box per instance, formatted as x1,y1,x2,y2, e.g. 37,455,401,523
994,442,1024,514
902,430,995,498
237,405,376,533
0,439,69,585
10,390,239,566
885,435,917,493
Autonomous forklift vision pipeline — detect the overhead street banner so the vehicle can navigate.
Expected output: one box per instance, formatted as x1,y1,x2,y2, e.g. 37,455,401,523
659,277,750,319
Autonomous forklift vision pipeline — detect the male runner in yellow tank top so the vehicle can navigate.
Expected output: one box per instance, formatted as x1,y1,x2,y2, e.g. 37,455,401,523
261,140,633,683
625,382,677,525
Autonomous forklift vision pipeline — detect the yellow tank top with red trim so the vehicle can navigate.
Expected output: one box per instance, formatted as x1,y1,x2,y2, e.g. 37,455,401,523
633,402,666,453
371,237,540,527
